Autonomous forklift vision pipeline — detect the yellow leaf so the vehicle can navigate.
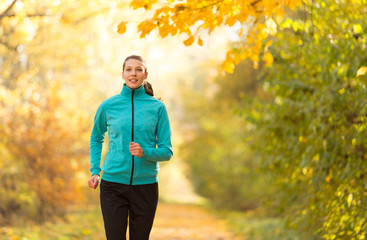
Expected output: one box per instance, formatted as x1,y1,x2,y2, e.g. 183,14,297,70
275,8,285,22
265,40,273,47
356,66,367,77
117,22,127,34
234,53,243,64
183,35,195,46
170,27,177,36
353,24,362,34
159,26,171,38
129,0,144,10
197,37,203,46
226,17,236,26
137,20,156,38
262,52,273,66
250,53,259,63
222,60,235,73
347,193,353,207
325,175,331,183
247,34,254,44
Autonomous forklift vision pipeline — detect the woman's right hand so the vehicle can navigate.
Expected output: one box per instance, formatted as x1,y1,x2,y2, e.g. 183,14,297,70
88,175,100,189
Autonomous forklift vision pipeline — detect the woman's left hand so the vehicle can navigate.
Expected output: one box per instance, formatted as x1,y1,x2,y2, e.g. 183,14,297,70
130,142,144,157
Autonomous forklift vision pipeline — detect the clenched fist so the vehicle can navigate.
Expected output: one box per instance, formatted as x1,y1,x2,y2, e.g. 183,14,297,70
129,142,143,157
88,174,100,189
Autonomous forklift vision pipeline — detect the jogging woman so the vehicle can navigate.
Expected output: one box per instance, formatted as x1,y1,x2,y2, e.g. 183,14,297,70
88,55,173,240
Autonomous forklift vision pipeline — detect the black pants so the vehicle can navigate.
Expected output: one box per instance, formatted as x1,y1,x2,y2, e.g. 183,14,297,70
100,179,159,240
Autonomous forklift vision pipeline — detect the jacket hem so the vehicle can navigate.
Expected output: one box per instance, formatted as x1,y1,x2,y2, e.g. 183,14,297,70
102,173,158,185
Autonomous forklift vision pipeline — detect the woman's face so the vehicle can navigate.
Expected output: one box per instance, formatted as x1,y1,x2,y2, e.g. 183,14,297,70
122,59,148,89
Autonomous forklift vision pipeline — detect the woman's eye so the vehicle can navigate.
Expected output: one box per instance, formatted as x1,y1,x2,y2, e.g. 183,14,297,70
137,69,143,72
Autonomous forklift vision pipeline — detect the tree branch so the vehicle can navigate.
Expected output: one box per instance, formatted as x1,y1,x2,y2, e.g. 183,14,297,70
175,0,224,12
0,0,18,20
1,13,49,18
251,0,262,7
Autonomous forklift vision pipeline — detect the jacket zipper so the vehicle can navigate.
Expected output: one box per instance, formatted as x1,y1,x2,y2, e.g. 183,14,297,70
130,90,135,186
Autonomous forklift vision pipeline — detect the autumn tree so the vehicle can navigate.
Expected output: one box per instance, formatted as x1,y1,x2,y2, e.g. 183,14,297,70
0,0,113,223
118,0,302,72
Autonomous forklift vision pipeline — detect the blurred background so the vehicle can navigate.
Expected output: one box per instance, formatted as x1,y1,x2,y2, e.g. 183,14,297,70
1,0,366,239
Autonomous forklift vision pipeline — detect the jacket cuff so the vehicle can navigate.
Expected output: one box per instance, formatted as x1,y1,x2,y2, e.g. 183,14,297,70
142,148,152,160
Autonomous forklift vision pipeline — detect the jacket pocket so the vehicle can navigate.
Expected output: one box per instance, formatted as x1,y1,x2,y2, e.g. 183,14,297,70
102,149,129,175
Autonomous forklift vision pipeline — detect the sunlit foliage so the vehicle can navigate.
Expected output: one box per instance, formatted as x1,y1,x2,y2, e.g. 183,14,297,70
245,0,367,238
0,0,111,223
119,0,302,72
0,82,85,223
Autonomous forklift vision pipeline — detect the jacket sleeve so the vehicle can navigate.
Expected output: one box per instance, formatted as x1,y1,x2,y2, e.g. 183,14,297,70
142,104,173,162
89,103,107,176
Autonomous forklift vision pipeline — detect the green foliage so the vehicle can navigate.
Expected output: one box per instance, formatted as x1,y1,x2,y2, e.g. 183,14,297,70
179,60,275,210
246,0,367,238
0,153,38,224
223,210,320,240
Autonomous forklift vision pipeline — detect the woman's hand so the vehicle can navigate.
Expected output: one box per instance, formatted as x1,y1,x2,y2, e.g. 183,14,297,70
130,142,144,157
88,175,100,189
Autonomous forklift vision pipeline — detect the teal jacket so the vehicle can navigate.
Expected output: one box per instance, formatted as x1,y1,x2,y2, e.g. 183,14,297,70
89,84,173,185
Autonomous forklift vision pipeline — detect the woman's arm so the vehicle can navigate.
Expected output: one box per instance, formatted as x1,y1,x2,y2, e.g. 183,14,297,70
142,104,173,162
89,103,107,176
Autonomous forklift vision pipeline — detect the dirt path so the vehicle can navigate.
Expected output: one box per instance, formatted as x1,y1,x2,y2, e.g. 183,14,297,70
148,160,242,239
0,203,242,240
150,203,242,240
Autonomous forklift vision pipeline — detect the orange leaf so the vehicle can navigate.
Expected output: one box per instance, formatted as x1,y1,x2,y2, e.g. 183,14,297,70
222,60,235,73
263,52,274,66
137,20,156,38
198,37,203,46
183,35,195,46
117,22,127,34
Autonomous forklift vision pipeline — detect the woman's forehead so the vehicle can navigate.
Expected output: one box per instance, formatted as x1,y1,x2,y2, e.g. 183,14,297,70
125,59,146,68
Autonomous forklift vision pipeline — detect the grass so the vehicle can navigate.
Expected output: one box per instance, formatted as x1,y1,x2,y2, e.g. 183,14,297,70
0,204,105,240
216,208,319,240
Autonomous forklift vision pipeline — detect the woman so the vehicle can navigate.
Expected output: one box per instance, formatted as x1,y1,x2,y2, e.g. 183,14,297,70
88,55,173,240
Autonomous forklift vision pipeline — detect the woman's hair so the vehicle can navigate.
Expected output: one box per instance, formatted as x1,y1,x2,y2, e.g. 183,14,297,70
122,55,154,97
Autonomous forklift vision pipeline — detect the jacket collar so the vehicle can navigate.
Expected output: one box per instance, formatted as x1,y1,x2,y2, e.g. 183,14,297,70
121,83,146,98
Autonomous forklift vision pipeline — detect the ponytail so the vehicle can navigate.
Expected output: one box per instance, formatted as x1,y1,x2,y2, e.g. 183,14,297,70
144,81,154,96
